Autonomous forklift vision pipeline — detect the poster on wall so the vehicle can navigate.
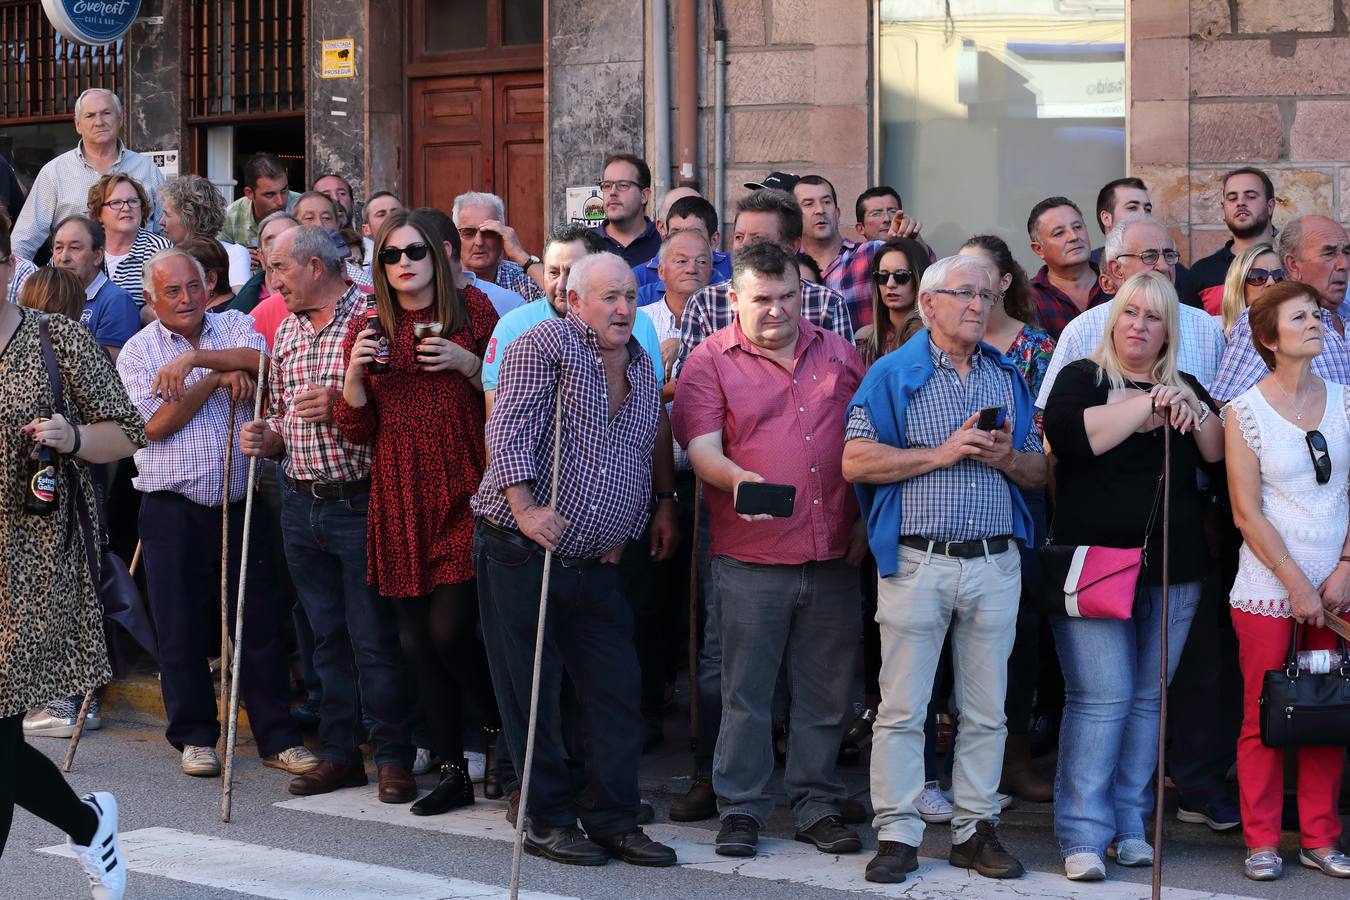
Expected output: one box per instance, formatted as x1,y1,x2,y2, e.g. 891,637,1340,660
321,39,356,79
566,186,605,227
148,150,179,179
41,0,142,45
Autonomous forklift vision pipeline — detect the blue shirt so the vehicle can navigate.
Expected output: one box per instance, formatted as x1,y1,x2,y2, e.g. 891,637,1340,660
81,273,141,350
595,219,662,269
464,272,526,318
481,299,665,392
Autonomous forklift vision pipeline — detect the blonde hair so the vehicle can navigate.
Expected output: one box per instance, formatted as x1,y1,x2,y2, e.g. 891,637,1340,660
1219,243,1275,338
1090,271,1185,391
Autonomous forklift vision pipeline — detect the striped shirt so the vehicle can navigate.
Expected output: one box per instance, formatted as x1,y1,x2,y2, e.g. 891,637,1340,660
472,313,661,559
493,259,545,302
117,310,266,506
106,229,172,306
673,278,854,378
11,142,166,259
846,339,1043,542
267,285,372,481
6,257,37,305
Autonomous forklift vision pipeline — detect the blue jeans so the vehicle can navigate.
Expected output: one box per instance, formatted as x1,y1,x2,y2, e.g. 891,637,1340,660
279,485,413,768
1051,580,1201,857
712,556,859,830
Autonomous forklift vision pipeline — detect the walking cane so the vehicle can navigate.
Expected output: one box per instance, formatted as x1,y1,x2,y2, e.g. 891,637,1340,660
1151,421,1173,899
62,541,145,772
509,389,565,900
687,478,702,758
219,404,238,731
222,353,268,823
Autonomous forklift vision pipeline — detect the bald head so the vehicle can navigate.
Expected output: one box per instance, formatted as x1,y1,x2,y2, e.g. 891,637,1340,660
657,187,702,237
1280,214,1350,307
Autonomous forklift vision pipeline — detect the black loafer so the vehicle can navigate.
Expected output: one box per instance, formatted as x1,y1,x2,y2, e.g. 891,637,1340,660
670,778,716,822
866,841,919,883
715,814,759,857
523,824,609,866
794,815,862,854
590,828,677,867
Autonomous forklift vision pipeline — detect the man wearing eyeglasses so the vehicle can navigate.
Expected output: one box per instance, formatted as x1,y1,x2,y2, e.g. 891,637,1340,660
843,254,1046,884
594,154,662,268
450,191,545,302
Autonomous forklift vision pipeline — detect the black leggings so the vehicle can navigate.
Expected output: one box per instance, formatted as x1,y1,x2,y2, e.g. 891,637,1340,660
0,713,97,857
394,582,499,762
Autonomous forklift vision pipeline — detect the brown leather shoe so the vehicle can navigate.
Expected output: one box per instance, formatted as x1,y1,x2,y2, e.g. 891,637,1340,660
378,765,417,804
287,760,368,796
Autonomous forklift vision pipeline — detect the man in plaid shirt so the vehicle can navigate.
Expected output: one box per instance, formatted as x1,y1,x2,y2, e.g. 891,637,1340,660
451,191,546,302
117,248,316,780
1026,196,1107,340
240,227,417,803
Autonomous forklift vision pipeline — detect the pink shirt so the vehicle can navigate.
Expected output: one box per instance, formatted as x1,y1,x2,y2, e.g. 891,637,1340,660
673,318,864,565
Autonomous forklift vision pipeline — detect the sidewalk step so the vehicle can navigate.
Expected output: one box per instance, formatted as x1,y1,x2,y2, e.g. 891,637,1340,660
101,672,254,737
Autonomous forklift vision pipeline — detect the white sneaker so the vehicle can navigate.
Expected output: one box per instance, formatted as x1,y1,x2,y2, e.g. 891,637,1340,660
69,792,125,900
1065,851,1106,881
1109,838,1153,867
915,780,954,823
262,745,320,774
24,696,101,739
465,750,486,784
180,745,220,777
997,791,1014,811
412,747,435,776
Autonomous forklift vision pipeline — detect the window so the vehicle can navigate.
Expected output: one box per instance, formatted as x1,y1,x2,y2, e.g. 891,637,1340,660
878,0,1125,272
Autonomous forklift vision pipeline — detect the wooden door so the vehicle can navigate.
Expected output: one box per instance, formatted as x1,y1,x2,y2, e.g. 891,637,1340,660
408,71,545,257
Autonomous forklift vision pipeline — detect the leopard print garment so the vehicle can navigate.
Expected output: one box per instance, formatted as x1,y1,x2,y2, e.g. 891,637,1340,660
0,308,147,719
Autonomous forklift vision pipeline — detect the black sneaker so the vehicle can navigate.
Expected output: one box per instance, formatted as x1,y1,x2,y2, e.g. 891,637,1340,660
949,820,1025,879
866,840,919,883
715,814,759,857
1176,796,1241,832
794,815,862,854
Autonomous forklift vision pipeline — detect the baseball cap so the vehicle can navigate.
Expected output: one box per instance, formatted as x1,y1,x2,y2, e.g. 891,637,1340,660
743,171,800,192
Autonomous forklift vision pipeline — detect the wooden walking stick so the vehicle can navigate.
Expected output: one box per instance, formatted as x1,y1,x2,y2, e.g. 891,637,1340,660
219,404,238,730
1151,421,1173,900
687,478,702,757
222,353,267,823
509,388,565,900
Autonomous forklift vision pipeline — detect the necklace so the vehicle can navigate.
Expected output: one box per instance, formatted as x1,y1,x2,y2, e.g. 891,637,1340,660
1270,376,1310,421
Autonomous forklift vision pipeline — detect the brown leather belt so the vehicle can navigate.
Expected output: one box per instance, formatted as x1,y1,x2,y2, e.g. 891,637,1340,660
899,535,1012,559
284,476,370,501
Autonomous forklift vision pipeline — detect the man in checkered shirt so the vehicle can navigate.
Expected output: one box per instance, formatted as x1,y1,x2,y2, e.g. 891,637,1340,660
451,191,546,302
117,248,317,781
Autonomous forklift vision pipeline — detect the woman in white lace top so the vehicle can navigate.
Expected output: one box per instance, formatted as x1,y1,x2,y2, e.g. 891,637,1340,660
1225,281,1350,881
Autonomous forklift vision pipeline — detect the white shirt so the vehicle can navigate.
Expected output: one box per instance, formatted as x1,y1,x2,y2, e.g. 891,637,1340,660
224,241,251,292
639,299,690,471
464,272,525,318
1036,301,1227,408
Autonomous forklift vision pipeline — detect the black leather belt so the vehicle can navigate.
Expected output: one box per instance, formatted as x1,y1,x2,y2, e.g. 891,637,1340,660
899,535,1011,559
284,476,370,500
478,519,602,568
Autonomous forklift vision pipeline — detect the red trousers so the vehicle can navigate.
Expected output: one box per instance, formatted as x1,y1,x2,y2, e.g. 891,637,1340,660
1232,609,1344,849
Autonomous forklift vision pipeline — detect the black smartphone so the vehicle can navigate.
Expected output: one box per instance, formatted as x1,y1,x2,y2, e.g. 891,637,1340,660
977,406,1005,431
735,481,796,517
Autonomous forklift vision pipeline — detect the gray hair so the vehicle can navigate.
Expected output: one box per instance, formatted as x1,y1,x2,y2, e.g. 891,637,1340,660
142,248,207,303
258,210,300,240
1276,215,1312,265
566,251,630,297
657,227,711,265
283,225,344,275
916,254,994,327
159,175,226,237
1102,213,1167,265
74,88,122,120
544,221,606,255
452,191,506,224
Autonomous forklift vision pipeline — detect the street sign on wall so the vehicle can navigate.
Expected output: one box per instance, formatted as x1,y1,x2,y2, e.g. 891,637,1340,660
41,0,142,46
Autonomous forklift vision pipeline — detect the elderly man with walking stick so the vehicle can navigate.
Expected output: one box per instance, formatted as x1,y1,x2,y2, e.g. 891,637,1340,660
116,248,317,779
471,250,679,871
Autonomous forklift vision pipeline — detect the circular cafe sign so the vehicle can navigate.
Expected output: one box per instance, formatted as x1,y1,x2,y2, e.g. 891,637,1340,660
42,0,142,45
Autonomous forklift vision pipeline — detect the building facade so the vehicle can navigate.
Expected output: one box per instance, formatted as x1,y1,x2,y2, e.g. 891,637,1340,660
1,0,1347,269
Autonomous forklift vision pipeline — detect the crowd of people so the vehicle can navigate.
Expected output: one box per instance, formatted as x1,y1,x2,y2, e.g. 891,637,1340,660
1,87,1349,900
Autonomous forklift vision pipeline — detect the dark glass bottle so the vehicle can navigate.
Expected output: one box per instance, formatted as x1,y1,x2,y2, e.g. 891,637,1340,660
25,403,59,516
365,298,390,374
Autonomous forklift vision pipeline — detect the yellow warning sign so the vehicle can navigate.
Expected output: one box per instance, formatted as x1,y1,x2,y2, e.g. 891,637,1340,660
321,39,355,79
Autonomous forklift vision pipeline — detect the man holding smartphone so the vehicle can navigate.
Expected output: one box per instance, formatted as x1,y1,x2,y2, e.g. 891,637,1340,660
673,242,866,859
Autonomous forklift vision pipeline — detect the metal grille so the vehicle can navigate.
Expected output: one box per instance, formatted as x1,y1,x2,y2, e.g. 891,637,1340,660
185,0,306,121
0,0,122,125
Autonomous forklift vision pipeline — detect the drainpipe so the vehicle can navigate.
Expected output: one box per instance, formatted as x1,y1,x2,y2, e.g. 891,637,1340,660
652,0,671,204
676,0,699,188
712,2,727,233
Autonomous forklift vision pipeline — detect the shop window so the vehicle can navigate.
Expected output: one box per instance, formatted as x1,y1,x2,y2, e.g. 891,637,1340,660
427,0,489,52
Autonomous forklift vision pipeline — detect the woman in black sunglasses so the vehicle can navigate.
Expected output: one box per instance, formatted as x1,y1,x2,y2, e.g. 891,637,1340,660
856,237,928,366
1225,280,1350,880
335,208,502,817
1217,243,1281,338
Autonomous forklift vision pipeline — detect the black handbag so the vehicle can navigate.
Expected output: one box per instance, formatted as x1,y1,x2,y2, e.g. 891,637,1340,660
1258,623,1350,748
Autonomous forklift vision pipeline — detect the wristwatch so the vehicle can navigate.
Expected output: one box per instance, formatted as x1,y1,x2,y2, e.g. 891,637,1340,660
655,491,678,503
523,254,542,269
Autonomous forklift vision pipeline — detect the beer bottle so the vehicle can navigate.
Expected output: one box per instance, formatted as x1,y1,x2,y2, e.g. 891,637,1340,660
25,404,59,516
364,298,390,374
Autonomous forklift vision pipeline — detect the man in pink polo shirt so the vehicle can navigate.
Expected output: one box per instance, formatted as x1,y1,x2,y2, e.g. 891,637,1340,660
673,241,867,860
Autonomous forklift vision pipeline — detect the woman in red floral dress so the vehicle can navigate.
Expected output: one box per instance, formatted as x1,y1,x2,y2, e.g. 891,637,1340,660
336,208,499,815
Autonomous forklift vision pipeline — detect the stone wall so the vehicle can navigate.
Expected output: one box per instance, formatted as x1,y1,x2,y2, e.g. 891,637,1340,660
1129,0,1350,263
307,0,370,201
124,0,180,155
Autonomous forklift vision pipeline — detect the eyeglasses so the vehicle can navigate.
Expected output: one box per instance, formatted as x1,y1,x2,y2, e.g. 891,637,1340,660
1245,267,1285,287
1307,430,1332,485
599,180,641,194
1117,249,1181,266
873,269,914,287
863,208,899,220
378,242,431,265
931,287,998,306
105,198,142,211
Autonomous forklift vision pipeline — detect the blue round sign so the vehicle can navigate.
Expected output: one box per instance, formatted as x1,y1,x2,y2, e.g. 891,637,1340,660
42,0,142,46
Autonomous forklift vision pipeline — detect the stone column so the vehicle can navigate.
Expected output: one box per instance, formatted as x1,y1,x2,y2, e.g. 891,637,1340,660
307,0,370,201
123,0,181,156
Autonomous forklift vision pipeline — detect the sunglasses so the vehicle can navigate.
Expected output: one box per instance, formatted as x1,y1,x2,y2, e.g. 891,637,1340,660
1307,429,1332,485
873,269,914,287
378,242,430,266
1245,267,1285,287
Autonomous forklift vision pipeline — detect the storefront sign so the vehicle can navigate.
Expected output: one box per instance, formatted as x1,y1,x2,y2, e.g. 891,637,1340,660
321,39,355,79
566,186,605,227
41,0,142,45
